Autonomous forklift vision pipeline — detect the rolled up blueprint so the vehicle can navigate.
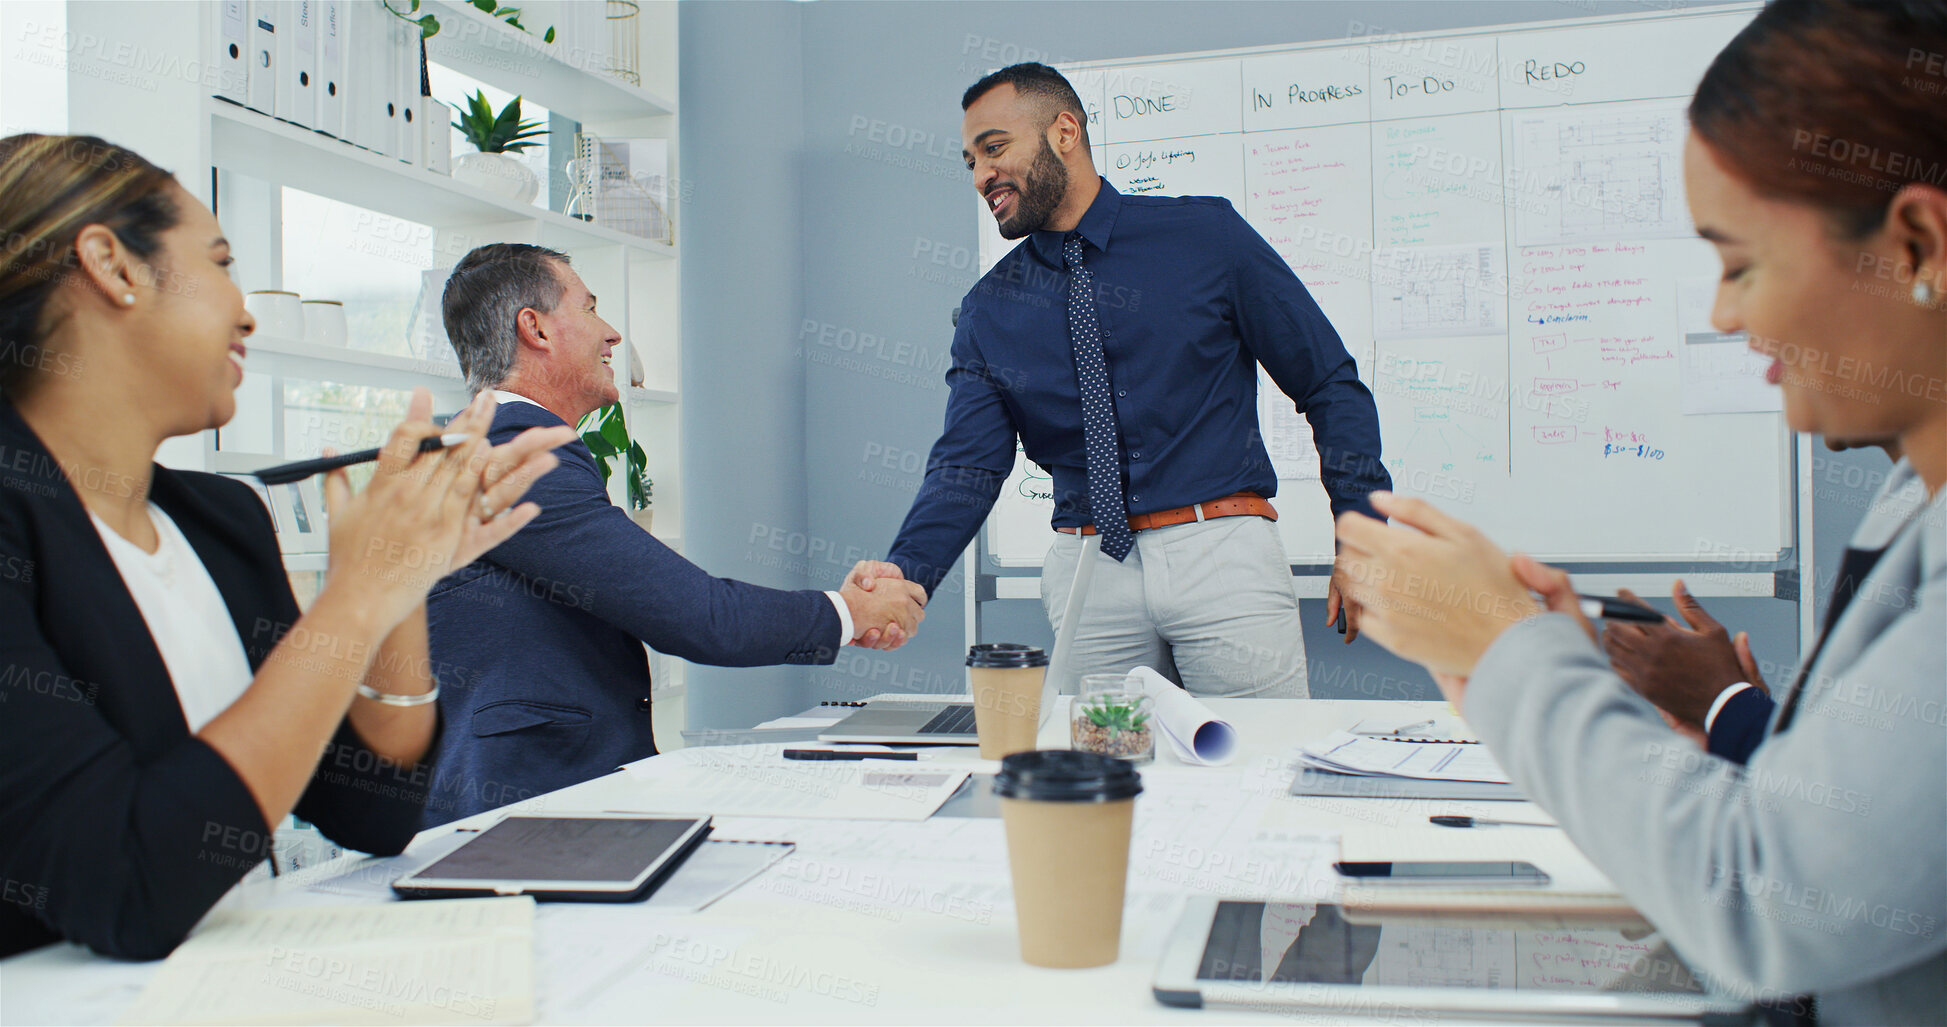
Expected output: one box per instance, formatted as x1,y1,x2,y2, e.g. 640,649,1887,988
1127,666,1237,765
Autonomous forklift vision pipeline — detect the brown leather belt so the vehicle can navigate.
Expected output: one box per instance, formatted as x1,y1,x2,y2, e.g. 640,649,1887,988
1056,492,1277,535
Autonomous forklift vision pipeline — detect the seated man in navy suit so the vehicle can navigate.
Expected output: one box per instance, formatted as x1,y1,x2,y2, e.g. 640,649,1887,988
422,243,927,825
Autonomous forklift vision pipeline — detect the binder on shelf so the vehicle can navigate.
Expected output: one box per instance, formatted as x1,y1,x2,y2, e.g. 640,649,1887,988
211,0,250,104
422,98,451,175
315,0,345,138
276,0,317,128
390,15,419,165
347,0,387,154
245,1,277,115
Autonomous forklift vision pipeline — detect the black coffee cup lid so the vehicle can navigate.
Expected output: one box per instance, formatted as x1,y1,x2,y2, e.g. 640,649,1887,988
966,643,1048,668
992,750,1143,803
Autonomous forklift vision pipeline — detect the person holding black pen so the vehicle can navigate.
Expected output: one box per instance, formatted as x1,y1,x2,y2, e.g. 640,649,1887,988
0,134,572,959
1332,2,1945,1021
1601,439,1924,762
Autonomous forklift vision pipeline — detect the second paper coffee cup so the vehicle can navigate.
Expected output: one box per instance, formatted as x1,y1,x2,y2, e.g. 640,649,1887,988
966,643,1047,760
993,750,1143,968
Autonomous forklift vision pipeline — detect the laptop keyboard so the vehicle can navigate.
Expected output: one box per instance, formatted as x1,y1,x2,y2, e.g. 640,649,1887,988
917,704,976,735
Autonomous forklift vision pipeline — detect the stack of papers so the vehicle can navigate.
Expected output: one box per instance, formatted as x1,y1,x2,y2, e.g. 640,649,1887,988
119,897,534,1025
612,748,970,821
1294,730,1511,784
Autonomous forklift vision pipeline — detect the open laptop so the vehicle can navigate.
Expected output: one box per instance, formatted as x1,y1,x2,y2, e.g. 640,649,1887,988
817,700,982,745
815,679,1061,746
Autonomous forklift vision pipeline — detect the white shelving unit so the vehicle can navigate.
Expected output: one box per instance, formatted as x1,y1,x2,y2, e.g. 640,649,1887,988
422,0,678,122
243,334,465,393
205,100,679,259
191,0,683,549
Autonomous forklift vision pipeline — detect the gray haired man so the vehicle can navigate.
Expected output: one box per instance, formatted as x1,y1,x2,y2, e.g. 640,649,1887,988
420,243,927,825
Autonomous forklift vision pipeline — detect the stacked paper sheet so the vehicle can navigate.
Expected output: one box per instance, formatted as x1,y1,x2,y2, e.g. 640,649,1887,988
1293,730,1512,784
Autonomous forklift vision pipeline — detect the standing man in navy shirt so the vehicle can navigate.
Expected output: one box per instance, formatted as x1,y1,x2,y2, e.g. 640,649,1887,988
875,64,1389,697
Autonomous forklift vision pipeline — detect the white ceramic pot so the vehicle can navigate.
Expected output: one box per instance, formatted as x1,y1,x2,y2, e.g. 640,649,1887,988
245,290,302,340
452,152,540,204
630,508,654,533
301,300,348,347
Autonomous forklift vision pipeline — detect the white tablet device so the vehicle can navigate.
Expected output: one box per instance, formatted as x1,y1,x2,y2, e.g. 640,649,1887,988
1153,898,1750,1022
392,814,712,902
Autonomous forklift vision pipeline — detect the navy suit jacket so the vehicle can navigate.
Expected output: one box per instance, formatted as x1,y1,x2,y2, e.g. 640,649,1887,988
1706,687,1772,764
423,401,842,825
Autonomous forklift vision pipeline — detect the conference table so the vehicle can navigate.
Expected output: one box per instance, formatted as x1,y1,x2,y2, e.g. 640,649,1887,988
2,699,1634,1025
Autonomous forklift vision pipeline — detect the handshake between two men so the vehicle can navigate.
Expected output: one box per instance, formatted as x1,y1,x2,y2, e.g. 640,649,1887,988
839,560,930,651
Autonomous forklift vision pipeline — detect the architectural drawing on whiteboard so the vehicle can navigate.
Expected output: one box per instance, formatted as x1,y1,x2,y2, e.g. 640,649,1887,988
1513,104,1689,245
1373,244,1507,338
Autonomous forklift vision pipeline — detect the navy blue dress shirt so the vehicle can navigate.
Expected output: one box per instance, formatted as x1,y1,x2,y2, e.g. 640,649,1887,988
888,178,1389,594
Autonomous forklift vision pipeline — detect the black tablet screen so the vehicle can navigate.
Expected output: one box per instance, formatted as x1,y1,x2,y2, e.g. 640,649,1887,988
413,817,702,883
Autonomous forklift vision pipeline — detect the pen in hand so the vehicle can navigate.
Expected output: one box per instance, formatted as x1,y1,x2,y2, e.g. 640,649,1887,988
1575,594,1664,623
253,434,474,485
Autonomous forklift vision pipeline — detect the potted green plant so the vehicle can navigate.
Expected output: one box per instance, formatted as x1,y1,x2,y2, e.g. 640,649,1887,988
578,402,654,530
1071,687,1155,763
449,90,546,203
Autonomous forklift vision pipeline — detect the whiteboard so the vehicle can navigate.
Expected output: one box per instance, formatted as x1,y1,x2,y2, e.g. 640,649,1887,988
978,4,1792,568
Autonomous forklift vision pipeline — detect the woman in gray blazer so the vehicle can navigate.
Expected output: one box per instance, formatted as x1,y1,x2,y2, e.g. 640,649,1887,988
1332,1,1945,1022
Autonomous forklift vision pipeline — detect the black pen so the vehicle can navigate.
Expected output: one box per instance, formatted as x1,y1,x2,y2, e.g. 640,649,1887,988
1431,815,1555,828
782,749,919,762
1576,594,1664,624
253,434,474,485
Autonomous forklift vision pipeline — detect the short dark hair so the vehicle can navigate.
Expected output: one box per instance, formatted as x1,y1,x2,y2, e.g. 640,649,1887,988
441,243,569,394
962,62,1089,149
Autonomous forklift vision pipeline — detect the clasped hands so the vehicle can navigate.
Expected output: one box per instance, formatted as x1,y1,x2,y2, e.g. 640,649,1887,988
839,561,928,650
1333,492,1759,745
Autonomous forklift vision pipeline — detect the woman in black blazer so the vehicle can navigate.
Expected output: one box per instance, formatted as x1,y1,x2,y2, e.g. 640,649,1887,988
0,134,575,959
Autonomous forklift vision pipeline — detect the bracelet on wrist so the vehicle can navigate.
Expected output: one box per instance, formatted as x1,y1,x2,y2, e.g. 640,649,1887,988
355,682,440,707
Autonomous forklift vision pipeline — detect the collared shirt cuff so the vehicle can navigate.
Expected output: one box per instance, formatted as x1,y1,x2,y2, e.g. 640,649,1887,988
1703,682,1754,732
825,591,853,647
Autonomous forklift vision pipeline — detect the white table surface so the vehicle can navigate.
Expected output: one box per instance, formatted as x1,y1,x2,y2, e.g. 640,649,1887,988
0,699,1627,1025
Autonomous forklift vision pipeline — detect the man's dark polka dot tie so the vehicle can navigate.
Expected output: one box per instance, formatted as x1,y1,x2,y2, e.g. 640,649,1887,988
1064,233,1132,562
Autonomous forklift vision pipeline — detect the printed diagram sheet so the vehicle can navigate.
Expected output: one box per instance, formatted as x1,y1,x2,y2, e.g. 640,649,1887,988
1513,103,1690,245
1374,245,1508,338
1676,279,1780,414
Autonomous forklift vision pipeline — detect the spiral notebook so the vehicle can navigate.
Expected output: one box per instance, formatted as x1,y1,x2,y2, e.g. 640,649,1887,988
1289,729,1524,801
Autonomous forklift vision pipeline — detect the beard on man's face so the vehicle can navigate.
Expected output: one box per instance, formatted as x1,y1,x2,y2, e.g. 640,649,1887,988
995,138,1069,240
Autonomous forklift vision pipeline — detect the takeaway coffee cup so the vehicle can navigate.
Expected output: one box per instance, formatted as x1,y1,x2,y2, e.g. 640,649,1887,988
993,750,1143,968
966,643,1047,760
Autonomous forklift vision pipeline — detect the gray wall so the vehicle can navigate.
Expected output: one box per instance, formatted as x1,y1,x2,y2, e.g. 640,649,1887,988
682,0,1835,731
678,2,813,730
